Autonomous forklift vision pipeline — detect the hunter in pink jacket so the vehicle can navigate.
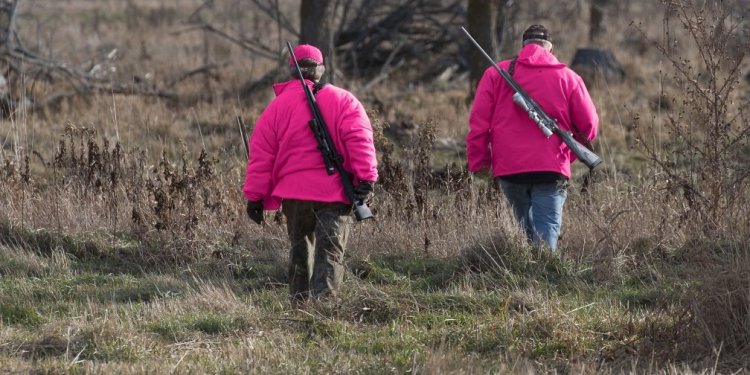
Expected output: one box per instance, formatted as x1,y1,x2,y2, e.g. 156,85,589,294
242,78,378,210
243,44,377,304
467,42,598,178
467,25,599,251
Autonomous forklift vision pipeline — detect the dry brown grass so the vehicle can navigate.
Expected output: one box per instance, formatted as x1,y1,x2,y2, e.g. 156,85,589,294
1,0,749,373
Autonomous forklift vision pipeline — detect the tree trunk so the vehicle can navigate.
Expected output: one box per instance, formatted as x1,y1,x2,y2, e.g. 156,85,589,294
494,2,506,52
0,0,15,110
0,0,17,49
589,0,608,44
467,0,498,98
300,0,335,84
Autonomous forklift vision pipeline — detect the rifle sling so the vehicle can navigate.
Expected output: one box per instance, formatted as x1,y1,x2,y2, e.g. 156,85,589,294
313,82,326,95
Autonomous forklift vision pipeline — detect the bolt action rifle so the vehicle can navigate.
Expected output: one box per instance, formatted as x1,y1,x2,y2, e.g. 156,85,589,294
461,27,602,170
286,41,373,221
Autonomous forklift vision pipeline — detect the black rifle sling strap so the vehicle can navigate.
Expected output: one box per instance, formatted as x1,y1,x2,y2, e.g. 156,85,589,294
508,56,518,76
311,82,342,164
313,82,326,95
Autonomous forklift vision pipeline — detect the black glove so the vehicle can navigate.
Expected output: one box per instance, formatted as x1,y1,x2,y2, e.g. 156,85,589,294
246,200,264,225
353,181,375,202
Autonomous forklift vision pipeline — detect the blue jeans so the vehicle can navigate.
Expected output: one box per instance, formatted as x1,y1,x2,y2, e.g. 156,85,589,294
498,179,568,251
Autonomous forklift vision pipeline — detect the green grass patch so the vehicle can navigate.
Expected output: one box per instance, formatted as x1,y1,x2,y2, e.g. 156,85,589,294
0,303,43,326
0,273,185,304
0,227,729,372
618,285,664,310
147,312,247,341
351,254,461,290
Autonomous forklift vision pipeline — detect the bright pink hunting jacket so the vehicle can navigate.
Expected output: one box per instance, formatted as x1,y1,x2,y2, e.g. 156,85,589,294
243,79,378,210
467,44,599,178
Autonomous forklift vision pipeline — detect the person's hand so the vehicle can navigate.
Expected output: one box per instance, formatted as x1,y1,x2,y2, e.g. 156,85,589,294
246,201,263,225
353,181,374,202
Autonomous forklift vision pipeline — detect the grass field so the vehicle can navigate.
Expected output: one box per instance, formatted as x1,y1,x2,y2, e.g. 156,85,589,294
1,0,749,373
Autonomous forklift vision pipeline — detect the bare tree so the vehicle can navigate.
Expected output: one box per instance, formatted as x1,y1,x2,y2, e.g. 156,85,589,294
0,0,17,49
300,0,336,83
0,0,175,116
589,0,609,44
467,0,499,97
0,0,15,114
193,0,467,100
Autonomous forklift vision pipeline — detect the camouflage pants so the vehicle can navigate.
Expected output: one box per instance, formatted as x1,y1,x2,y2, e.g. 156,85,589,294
282,199,352,304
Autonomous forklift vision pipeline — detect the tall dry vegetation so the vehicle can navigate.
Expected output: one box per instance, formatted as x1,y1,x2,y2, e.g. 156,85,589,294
646,0,750,365
633,0,750,232
0,0,749,371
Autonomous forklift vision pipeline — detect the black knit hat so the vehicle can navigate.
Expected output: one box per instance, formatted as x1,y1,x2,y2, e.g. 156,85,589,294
522,24,550,43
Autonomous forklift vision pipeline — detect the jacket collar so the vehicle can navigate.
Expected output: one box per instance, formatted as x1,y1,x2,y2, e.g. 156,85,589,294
273,79,315,97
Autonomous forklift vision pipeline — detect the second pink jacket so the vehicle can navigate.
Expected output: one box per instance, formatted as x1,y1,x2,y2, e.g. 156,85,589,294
243,79,378,210
467,44,599,178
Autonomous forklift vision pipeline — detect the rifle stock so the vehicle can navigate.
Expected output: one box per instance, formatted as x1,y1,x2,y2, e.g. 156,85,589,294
461,27,602,170
287,42,373,221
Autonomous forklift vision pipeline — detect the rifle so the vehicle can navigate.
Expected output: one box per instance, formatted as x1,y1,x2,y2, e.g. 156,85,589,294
286,41,373,221
237,115,249,162
460,27,602,170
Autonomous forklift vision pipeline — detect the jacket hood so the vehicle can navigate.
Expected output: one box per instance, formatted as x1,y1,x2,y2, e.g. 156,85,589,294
273,79,314,96
517,44,565,68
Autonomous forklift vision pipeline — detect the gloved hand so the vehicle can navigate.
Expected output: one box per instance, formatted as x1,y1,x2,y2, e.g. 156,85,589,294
353,181,375,202
246,200,264,225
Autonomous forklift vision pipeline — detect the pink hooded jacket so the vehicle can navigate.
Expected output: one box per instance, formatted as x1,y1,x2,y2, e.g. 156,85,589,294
467,44,599,178
243,79,378,210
